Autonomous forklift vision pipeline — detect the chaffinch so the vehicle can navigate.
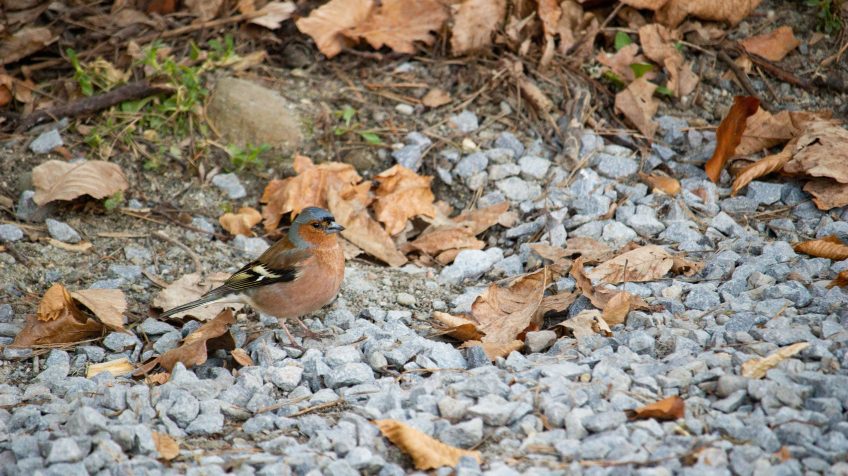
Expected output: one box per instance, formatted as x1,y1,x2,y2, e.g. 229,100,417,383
159,207,346,345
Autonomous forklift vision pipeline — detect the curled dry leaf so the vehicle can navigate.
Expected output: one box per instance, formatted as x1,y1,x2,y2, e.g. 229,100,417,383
344,0,448,54
452,201,510,235
564,237,613,263
421,88,451,108
407,228,484,257
638,23,698,97
261,155,361,231
152,431,180,461
146,373,171,385
450,0,506,55
219,207,262,237
730,141,795,196
86,357,134,379
739,25,800,62
601,292,636,327
741,342,809,379
249,1,296,29
539,291,578,316
373,165,436,235
804,178,848,210
587,245,676,284
828,270,848,288
295,0,375,58
629,396,685,421
432,311,484,341
231,348,254,366
72,288,128,331
619,0,669,8
374,419,482,469
184,0,222,21
783,120,848,184
793,235,848,261
657,0,762,27
639,172,681,196
32,160,130,206
615,77,659,139
596,44,642,83
135,309,236,375
459,340,524,360
704,96,760,183
737,109,830,156
471,268,548,344
153,272,244,321
0,27,55,66
558,309,612,341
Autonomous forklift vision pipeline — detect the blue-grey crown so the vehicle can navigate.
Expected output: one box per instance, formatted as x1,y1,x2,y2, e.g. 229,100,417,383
294,207,335,224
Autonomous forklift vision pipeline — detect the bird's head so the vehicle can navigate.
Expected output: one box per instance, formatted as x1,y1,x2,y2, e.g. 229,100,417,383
290,206,345,247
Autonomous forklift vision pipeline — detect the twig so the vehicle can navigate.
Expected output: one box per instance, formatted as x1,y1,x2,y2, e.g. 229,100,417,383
17,81,174,131
744,49,848,94
717,51,772,112
255,395,311,414
288,398,345,417
152,230,203,275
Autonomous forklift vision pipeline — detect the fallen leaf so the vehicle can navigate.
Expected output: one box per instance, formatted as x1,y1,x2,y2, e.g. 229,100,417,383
153,272,244,321
72,288,128,332
793,235,848,260
615,77,659,139
804,178,848,210
11,284,105,348
374,419,482,468
146,0,176,14
250,1,296,29
739,25,800,62
452,202,510,235
47,238,94,252
152,431,180,461
783,120,848,183
601,292,636,326
741,342,809,379
564,237,613,263
639,172,680,196
459,340,524,360
471,268,548,344
0,27,55,66
570,257,654,316
373,165,436,235
432,311,484,341
587,245,675,284
620,0,669,9
558,309,611,340
32,160,130,206
86,357,134,378
629,396,685,421
537,0,562,66
538,291,578,316
596,43,643,82
529,243,568,263
184,0,222,21
704,96,760,183
146,373,171,385
219,207,262,237
450,0,506,54
828,270,848,288
261,155,361,231
638,23,697,96
730,140,795,196
670,255,703,276
737,109,829,156
136,309,236,374
657,0,762,27
422,88,451,108
345,0,448,54
231,348,254,366
327,183,407,266
407,227,484,257
295,0,375,58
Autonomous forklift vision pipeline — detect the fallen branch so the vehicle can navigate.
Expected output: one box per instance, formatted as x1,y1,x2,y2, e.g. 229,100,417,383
717,51,773,112
17,80,173,131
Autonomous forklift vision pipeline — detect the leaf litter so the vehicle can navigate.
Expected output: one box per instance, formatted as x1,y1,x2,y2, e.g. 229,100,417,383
374,419,481,469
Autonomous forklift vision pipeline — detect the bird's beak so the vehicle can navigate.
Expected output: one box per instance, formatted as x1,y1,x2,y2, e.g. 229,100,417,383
326,221,345,234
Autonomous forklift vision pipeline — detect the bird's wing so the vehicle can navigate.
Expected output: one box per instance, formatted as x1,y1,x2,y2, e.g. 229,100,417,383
218,236,313,293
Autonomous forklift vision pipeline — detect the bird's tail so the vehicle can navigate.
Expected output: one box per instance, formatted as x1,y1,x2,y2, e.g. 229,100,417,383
158,286,232,319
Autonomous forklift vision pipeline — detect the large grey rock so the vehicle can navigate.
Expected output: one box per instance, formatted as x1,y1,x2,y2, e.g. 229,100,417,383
206,77,302,150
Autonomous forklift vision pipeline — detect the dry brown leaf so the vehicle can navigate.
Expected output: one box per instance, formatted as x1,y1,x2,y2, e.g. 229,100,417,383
452,201,510,235
375,419,482,468
422,88,451,108
638,23,696,96
432,311,484,341
153,272,244,321
295,0,375,58
564,237,613,263
219,207,262,237
152,431,180,461
783,120,848,183
140,309,236,373
619,0,669,9
407,228,484,257
32,160,129,206
459,340,524,360
741,342,809,379
86,358,134,379
803,179,848,210
146,373,171,385
596,44,643,82
559,309,612,340
630,396,685,421
657,0,762,27
184,0,222,21
0,27,55,65
450,0,506,55
793,235,848,260
739,26,800,62
345,0,448,54
639,172,680,196
587,245,675,284
570,257,654,316
601,292,635,326
71,288,127,332
328,183,408,267
737,109,830,155
47,238,94,252
537,0,562,66
731,140,795,196
373,165,436,235
828,270,848,288
670,255,703,277
615,77,659,139
250,1,296,29
539,291,578,316
261,155,361,231
231,348,254,366
705,96,760,183
471,268,548,344
11,284,104,348
556,0,590,54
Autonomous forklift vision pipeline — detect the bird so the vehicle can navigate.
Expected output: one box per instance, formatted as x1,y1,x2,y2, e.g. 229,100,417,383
159,206,346,346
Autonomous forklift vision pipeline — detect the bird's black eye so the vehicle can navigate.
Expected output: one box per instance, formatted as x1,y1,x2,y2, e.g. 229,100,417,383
312,222,322,229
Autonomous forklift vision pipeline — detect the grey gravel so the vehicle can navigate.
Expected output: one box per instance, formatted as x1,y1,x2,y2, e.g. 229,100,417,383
0,224,24,242
29,129,63,154
211,173,247,199
45,219,81,243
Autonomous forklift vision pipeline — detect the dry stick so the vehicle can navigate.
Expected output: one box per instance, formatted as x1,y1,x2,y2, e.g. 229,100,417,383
17,81,174,131
288,398,346,417
152,230,204,275
744,49,848,94
716,51,773,112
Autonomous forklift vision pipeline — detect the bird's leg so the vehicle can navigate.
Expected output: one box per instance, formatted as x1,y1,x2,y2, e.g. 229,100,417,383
293,316,330,340
279,322,305,350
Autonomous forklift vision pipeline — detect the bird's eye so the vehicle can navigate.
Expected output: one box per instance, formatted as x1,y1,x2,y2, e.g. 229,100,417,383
312,223,321,229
